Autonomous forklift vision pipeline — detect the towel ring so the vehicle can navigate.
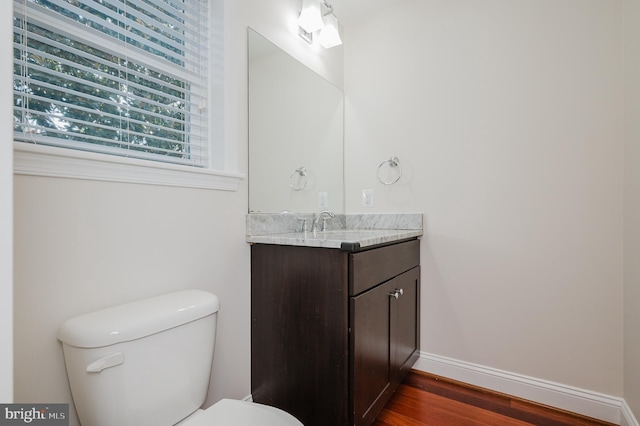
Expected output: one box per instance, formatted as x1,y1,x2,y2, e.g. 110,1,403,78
377,157,402,185
289,166,308,191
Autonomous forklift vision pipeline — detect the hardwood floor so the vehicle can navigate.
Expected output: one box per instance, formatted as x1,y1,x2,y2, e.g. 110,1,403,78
373,370,617,426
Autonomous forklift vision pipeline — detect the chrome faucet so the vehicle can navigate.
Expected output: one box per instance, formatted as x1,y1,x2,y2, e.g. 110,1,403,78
311,210,335,232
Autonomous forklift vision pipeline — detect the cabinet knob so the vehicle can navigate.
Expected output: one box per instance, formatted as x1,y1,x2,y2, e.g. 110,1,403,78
389,288,404,299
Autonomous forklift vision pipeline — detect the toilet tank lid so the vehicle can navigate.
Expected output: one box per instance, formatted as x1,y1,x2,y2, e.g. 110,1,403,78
57,290,220,348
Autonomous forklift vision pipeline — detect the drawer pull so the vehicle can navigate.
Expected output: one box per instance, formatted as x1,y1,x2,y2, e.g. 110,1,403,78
389,288,404,299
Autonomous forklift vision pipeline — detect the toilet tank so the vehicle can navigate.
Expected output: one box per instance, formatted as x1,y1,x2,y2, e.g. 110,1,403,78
57,290,220,426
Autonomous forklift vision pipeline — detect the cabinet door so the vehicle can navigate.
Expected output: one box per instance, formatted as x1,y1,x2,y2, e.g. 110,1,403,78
351,266,420,426
350,279,394,426
390,266,420,387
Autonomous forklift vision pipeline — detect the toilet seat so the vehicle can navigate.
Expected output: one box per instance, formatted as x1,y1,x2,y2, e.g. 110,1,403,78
179,399,303,426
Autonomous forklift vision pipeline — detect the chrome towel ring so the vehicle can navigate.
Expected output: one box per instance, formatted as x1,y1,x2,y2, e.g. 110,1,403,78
289,166,308,191
377,157,402,185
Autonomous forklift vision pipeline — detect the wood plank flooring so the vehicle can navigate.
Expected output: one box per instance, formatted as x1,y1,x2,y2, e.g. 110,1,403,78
373,370,617,426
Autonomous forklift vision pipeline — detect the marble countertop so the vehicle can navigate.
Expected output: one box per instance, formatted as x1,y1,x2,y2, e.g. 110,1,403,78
246,228,423,251
246,213,423,250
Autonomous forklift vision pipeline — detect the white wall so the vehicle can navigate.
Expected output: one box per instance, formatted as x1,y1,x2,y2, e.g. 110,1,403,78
13,178,250,417
1,1,13,404
344,0,624,397
12,2,342,426
624,0,640,418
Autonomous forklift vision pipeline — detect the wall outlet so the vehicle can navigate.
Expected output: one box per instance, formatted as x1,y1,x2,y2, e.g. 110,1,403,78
318,192,328,209
362,189,374,208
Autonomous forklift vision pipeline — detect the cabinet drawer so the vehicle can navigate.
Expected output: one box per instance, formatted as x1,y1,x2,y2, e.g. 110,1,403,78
349,239,419,296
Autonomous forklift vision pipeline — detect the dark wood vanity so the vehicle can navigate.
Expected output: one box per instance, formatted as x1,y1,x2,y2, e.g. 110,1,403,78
251,238,420,426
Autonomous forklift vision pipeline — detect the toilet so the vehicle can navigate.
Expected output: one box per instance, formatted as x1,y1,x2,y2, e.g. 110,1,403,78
57,290,302,426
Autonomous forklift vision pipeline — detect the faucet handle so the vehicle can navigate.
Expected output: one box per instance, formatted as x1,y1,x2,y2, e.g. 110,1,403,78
296,217,308,233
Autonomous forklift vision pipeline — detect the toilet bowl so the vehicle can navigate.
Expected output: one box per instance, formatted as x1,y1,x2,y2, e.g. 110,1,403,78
57,290,301,426
178,399,302,426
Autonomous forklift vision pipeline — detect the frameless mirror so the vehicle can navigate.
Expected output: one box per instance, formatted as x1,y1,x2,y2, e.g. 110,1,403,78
248,28,344,213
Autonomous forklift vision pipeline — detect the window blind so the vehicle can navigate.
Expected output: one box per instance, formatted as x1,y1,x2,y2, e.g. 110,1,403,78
13,0,210,167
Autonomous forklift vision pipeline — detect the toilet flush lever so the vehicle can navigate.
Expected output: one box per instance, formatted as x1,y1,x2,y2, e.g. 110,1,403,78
86,352,124,373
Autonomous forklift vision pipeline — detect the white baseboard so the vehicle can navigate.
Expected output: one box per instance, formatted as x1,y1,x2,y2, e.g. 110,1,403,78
413,351,638,426
621,400,640,426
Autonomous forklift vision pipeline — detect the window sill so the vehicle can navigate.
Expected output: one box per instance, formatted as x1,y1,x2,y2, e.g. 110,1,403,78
13,143,244,191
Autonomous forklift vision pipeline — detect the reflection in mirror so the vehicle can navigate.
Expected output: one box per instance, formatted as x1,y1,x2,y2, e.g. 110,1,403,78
248,28,344,214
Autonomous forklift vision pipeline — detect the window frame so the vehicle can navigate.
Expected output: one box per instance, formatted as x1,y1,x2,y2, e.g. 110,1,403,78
12,0,242,191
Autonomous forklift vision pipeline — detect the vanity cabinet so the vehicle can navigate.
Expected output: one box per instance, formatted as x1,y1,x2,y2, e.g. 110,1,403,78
251,238,420,426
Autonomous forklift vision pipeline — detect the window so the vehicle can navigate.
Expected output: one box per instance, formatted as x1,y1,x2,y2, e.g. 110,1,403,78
12,0,239,189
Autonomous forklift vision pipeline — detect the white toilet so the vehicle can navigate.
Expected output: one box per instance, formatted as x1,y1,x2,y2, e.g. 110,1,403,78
57,290,302,426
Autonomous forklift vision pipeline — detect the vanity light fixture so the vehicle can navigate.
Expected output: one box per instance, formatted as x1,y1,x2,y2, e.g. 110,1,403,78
318,11,342,48
298,0,343,48
298,0,324,34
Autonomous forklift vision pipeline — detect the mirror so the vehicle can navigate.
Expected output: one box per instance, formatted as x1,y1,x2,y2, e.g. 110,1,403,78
248,28,344,214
